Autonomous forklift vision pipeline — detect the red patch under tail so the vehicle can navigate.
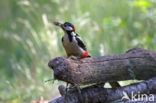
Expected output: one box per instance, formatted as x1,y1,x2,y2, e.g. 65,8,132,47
80,51,91,58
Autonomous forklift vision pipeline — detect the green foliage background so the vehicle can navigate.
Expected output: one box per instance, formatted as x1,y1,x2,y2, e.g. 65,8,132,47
0,0,156,102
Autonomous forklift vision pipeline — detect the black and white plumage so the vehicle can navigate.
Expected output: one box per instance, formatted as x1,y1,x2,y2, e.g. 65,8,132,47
53,21,120,90
54,22,90,58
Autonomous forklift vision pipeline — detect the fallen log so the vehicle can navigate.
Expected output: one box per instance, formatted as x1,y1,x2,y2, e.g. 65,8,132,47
48,48,156,85
49,77,156,103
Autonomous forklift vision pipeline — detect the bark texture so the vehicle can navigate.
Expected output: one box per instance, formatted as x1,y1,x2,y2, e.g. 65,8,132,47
49,77,156,103
48,48,156,103
48,48,156,85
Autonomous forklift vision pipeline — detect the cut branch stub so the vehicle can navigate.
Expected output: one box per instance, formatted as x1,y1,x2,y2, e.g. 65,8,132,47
48,57,71,82
48,48,156,85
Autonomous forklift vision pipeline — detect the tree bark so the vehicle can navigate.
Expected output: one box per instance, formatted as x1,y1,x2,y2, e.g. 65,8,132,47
48,48,156,85
49,77,156,103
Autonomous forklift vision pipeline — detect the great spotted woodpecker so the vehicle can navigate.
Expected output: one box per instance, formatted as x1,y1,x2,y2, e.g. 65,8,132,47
53,21,120,89
53,22,91,59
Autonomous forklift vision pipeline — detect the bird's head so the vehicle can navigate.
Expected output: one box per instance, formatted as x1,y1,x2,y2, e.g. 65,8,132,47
53,22,76,32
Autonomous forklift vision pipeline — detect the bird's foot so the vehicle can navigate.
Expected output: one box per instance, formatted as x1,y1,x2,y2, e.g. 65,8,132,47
69,57,81,60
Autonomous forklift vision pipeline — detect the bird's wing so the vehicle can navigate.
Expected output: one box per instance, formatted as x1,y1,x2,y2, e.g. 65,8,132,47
75,34,87,50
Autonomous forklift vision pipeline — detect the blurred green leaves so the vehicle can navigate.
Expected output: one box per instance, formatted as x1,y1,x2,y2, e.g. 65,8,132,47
103,17,126,28
0,0,156,102
133,0,151,12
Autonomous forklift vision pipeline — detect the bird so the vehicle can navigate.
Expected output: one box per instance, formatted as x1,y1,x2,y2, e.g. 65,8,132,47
53,21,91,59
53,21,120,90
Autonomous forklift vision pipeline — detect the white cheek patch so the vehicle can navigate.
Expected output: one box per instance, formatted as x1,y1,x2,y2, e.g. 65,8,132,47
65,26,73,31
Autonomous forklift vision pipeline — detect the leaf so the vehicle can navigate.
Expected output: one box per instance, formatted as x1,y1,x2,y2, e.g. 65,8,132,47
134,0,151,8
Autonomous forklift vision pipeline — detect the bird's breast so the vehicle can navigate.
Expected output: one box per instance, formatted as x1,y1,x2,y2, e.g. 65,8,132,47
62,35,84,56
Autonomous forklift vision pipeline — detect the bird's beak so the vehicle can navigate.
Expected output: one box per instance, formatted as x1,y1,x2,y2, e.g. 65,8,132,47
53,22,63,28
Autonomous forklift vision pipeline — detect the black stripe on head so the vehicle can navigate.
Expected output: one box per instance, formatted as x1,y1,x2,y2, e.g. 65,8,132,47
64,22,74,27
